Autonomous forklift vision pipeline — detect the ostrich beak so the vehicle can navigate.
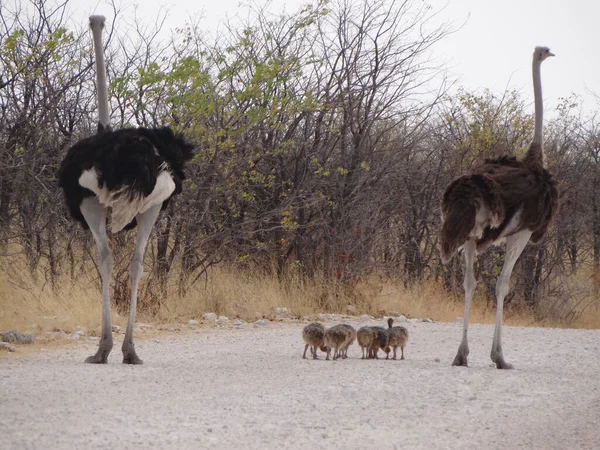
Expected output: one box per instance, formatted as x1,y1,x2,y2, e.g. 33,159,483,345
548,51,555,57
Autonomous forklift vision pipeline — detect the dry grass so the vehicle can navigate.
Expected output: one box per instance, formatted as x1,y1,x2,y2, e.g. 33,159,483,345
0,259,128,335
2,256,600,338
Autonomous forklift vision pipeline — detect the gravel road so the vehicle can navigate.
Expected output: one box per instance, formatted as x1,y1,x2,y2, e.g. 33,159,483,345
1,319,599,449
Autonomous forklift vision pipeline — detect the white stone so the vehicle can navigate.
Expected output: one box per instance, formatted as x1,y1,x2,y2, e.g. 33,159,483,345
188,320,199,326
346,305,357,315
396,315,408,322
254,319,269,327
217,316,229,323
202,313,218,322
112,325,121,332
274,307,289,315
422,318,433,323
0,342,16,352
359,314,372,322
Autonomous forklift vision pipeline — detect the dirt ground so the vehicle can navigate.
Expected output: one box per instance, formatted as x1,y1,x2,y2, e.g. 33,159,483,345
1,319,599,449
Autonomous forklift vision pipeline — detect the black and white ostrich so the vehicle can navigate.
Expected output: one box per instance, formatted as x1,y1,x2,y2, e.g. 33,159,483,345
440,46,558,369
58,16,194,364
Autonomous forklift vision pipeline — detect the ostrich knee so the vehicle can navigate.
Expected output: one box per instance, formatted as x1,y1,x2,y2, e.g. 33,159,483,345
463,270,476,297
495,273,510,302
129,255,144,288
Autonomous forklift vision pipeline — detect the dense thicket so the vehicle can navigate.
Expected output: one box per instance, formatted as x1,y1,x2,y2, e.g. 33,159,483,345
1,0,599,318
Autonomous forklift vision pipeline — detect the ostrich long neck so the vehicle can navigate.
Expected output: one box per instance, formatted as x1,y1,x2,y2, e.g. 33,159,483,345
524,57,545,170
532,59,543,144
90,16,110,130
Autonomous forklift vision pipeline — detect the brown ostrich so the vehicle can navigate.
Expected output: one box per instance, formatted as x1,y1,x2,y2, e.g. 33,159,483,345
440,46,558,369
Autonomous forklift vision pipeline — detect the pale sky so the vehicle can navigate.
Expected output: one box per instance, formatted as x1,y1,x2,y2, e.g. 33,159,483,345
72,0,600,115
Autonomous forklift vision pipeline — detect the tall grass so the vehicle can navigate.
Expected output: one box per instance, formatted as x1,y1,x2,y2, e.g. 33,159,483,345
2,255,599,335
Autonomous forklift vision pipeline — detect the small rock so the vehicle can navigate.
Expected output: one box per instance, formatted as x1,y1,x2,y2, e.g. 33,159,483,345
2,330,35,344
422,318,433,323
88,336,100,341
408,318,420,323
153,338,160,343
0,342,16,352
434,357,441,363
217,316,229,323
387,311,401,317
70,333,81,340
112,325,121,333
395,315,408,322
45,330,66,339
359,314,372,322
254,319,269,327
234,319,243,326
137,323,153,330
274,307,289,316
202,313,218,322
346,305,357,315
188,320,199,326
318,313,343,321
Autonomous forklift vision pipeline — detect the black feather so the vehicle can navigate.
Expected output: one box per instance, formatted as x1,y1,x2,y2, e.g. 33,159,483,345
57,126,194,230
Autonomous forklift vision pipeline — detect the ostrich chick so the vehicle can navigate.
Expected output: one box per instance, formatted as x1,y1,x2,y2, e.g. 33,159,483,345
386,318,409,360
337,324,356,359
357,326,375,359
368,326,390,359
323,324,350,360
302,322,327,359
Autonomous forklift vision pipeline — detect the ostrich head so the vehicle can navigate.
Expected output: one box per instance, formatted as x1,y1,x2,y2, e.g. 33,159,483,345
89,15,106,29
533,46,554,62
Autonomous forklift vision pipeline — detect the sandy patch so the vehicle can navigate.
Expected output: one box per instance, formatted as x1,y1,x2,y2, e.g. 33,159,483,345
1,320,599,449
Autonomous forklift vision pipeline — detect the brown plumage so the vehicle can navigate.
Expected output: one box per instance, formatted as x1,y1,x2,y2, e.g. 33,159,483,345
323,324,351,361
357,326,375,359
441,155,558,263
387,318,409,360
368,326,390,359
337,324,356,359
302,322,327,359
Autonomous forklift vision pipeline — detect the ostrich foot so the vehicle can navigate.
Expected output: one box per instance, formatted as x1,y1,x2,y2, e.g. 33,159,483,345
452,343,469,367
85,341,112,364
122,344,143,365
491,350,514,370
122,351,143,365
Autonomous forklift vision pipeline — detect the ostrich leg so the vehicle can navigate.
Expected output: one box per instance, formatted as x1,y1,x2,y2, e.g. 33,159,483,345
453,239,476,367
122,203,162,364
491,230,532,369
80,197,113,364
